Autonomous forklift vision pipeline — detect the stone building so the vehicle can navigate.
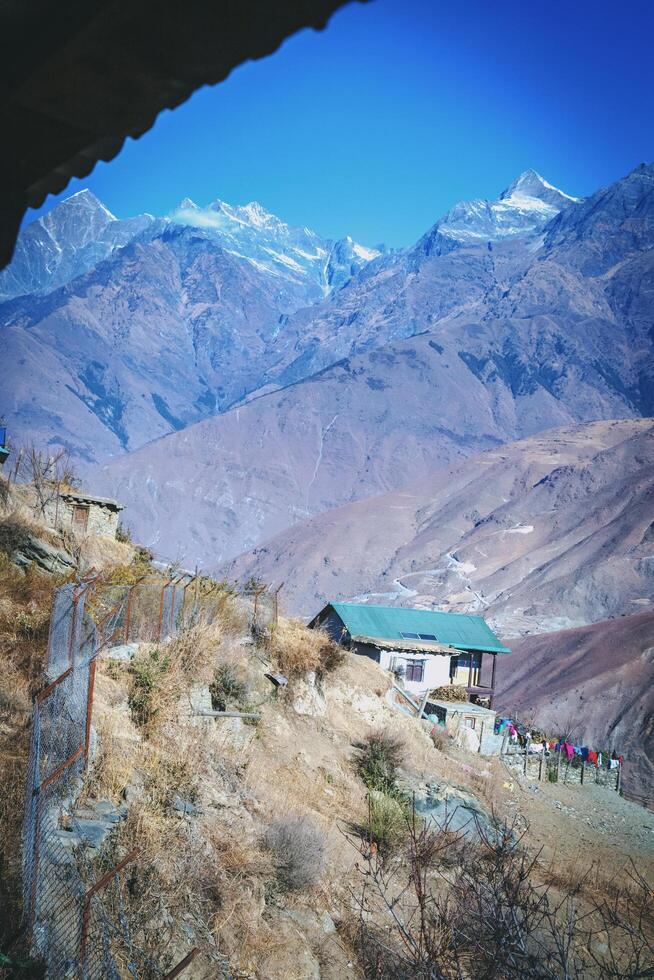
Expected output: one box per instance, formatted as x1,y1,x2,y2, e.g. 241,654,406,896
42,489,123,538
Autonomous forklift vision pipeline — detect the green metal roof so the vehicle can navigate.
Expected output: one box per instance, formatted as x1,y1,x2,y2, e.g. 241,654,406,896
328,602,511,654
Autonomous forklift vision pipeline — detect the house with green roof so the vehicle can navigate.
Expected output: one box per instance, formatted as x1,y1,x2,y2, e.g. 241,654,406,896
309,602,510,704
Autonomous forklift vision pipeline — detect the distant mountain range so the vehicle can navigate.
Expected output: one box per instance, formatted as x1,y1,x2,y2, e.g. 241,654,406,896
0,191,379,459
2,163,653,582
81,163,654,571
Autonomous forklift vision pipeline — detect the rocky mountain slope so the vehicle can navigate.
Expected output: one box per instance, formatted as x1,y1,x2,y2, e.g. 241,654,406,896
85,164,654,564
492,612,654,807
257,165,650,391
0,193,377,460
221,419,654,633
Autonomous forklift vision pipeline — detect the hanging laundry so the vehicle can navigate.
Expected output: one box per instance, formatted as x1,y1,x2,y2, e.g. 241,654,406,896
588,750,598,765
580,747,589,762
597,752,602,767
564,742,574,761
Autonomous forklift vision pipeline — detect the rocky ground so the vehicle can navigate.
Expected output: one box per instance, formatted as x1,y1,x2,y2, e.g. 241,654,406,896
85,628,654,978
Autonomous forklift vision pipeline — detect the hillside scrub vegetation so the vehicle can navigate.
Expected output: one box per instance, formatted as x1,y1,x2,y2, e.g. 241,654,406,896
263,815,326,894
1,486,653,977
0,477,164,958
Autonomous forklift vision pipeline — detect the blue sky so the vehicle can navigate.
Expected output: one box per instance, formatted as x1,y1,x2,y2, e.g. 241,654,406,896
26,0,654,248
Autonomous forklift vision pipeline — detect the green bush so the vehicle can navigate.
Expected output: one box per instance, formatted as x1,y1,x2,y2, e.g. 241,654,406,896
210,664,248,711
355,731,406,796
367,791,408,853
128,647,170,726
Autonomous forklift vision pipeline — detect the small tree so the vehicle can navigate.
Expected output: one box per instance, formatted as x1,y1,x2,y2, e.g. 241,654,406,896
21,444,79,517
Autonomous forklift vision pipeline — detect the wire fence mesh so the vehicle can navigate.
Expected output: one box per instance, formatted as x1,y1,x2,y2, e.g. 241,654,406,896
20,574,267,977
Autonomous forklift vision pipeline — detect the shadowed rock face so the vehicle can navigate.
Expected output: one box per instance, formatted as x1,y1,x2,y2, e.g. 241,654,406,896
219,419,654,632
491,612,654,806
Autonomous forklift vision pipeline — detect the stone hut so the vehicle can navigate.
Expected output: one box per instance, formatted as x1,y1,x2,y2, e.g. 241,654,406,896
43,489,123,538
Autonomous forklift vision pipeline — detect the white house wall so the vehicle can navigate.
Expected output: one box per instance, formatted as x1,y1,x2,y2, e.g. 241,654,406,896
378,649,451,696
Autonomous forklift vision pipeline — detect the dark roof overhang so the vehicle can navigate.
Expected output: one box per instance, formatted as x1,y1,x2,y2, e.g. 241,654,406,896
0,0,364,268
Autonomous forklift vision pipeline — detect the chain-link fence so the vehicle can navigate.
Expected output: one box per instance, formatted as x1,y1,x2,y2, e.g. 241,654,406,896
20,573,264,978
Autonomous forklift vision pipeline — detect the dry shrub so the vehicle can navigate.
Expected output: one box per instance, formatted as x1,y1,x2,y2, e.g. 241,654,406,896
346,812,654,980
87,716,139,802
263,814,326,892
429,726,449,752
210,662,249,711
268,618,344,678
125,619,227,732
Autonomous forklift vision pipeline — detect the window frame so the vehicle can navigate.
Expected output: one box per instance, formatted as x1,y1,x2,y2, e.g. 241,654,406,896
404,659,425,683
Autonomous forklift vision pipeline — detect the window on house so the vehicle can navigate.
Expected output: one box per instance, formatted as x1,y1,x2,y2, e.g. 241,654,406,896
404,660,425,683
465,716,476,729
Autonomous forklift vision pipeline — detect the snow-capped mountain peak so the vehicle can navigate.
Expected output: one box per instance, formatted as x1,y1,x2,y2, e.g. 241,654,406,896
54,188,117,221
500,169,580,209
168,197,378,294
0,190,159,300
0,189,381,303
421,169,580,253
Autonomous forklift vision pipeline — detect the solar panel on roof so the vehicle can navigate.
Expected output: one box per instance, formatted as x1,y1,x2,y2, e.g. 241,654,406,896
418,633,438,641
400,631,420,639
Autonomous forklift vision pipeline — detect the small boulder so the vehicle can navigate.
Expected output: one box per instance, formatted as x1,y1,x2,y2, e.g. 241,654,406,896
292,671,327,717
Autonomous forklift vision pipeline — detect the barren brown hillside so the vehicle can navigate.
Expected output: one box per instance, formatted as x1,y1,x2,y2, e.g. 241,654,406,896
492,612,654,807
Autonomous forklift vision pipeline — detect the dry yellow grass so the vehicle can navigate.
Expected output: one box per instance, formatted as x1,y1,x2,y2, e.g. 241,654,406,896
268,618,344,678
0,554,64,944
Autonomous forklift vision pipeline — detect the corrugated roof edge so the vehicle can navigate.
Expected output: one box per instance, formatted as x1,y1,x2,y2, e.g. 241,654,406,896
350,634,454,654
313,601,511,654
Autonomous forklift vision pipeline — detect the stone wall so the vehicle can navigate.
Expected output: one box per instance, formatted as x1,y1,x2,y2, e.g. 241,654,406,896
41,494,121,538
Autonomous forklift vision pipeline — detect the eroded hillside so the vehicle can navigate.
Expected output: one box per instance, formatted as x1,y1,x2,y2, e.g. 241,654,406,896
223,419,654,632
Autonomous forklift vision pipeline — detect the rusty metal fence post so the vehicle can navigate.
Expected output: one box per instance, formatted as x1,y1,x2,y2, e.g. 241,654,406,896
22,575,204,978
79,848,140,974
